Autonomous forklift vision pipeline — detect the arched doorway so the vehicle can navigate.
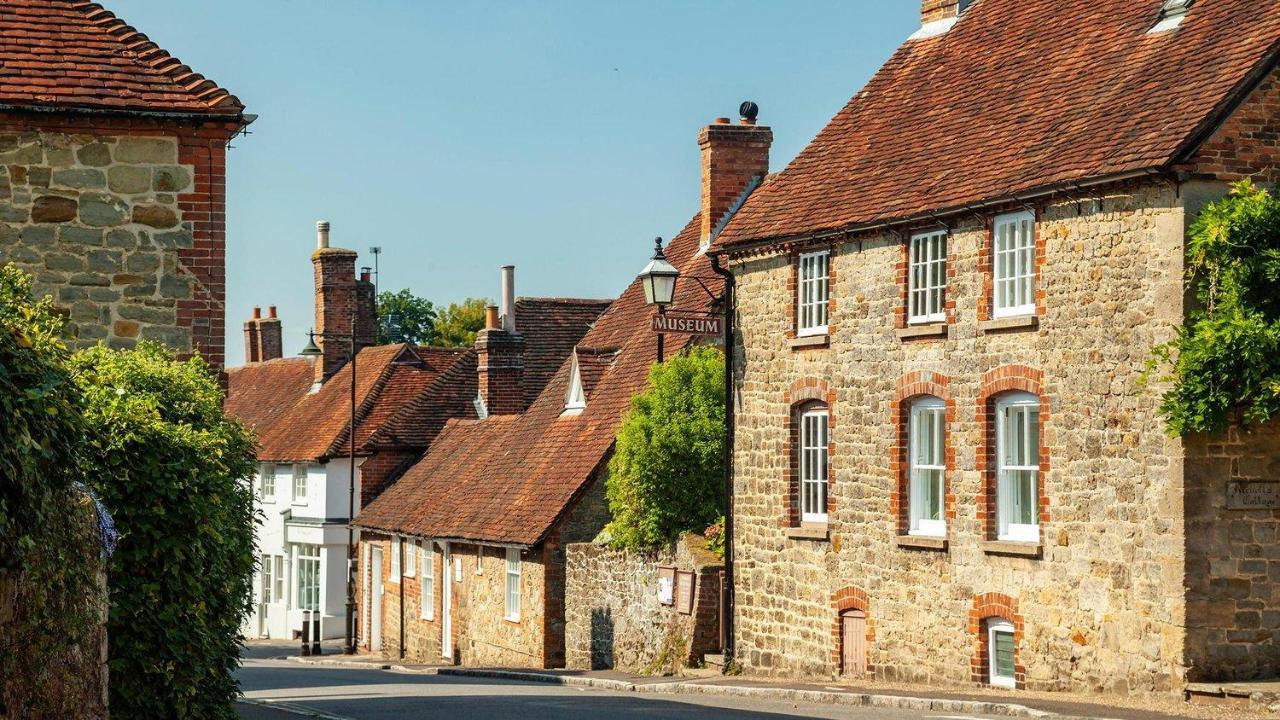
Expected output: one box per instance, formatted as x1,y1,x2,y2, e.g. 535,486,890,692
840,608,867,678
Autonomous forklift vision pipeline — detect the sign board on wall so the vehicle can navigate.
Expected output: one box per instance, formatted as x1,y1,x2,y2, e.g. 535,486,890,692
1227,481,1280,510
675,570,695,615
651,313,722,337
657,566,675,606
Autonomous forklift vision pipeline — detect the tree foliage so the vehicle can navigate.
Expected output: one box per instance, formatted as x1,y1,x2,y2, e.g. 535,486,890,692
70,342,258,720
431,297,489,347
0,264,103,718
377,288,437,345
605,346,726,549
1150,180,1280,435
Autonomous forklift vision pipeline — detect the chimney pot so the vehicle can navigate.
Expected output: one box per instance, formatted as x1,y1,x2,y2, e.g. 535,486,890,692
316,220,330,249
485,305,500,330
499,265,516,333
714,117,731,125
360,269,371,283
252,305,262,320
268,305,277,319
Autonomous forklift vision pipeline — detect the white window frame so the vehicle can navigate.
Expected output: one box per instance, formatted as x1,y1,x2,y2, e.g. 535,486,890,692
995,392,1040,542
505,548,521,622
260,553,274,603
273,555,284,603
291,464,308,504
988,619,1017,688
799,408,830,523
404,537,415,578
908,397,946,537
420,541,434,620
564,356,586,412
796,251,830,337
390,537,401,580
475,546,483,575
295,543,320,612
260,463,276,500
908,230,948,324
992,211,1036,318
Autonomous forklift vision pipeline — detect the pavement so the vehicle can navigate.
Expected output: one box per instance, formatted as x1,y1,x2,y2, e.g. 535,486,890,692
236,640,1217,720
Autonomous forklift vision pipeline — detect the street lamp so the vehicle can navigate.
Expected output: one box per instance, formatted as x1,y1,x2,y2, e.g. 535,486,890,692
638,236,680,363
299,320,359,655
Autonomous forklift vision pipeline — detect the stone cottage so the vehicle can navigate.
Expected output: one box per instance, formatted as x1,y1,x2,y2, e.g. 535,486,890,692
351,110,765,667
708,0,1280,696
225,224,608,642
0,0,252,371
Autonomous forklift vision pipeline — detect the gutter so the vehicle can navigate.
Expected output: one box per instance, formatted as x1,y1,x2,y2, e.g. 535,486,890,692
717,167,1169,258
0,102,255,125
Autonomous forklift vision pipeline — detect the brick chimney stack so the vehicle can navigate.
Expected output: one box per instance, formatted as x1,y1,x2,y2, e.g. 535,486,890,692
243,306,262,364
258,305,283,362
475,265,524,416
698,104,772,247
312,221,376,384
921,0,959,24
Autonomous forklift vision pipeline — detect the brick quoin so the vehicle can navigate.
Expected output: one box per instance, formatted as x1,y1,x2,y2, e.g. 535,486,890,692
969,593,1024,689
890,372,956,535
830,586,874,676
783,377,836,527
976,366,1049,541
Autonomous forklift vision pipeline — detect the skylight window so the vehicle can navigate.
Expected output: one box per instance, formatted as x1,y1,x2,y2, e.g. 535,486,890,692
1151,0,1193,32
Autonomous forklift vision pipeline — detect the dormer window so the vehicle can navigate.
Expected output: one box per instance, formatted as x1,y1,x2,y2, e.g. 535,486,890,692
958,0,975,12
564,356,587,414
1151,0,1193,32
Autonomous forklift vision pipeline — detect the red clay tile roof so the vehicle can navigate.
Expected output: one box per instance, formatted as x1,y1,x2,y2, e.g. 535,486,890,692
355,214,720,546
224,357,314,436
714,0,1280,250
516,297,613,408
574,346,621,400
0,1,245,115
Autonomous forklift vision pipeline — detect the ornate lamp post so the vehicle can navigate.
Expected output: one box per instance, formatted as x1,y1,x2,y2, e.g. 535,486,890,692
637,236,680,363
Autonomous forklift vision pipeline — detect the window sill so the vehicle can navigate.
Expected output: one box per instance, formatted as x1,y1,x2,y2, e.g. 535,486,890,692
980,540,1042,557
784,525,830,541
895,534,947,551
979,315,1038,334
896,323,947,341
504,616,521,625
788,334,830,350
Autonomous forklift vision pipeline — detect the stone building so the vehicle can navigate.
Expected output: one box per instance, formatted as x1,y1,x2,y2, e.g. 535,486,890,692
225,225,608,642
708,0,1280,696
0,0,251,371
352,110,761,667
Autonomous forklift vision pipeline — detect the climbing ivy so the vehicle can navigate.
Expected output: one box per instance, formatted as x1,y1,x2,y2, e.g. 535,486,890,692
0,264,103,718
1150,180,1280,435
70,341,259,720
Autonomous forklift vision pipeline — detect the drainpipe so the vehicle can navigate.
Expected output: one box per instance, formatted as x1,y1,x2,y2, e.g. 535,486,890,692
399,538,406,659
708,251,735,664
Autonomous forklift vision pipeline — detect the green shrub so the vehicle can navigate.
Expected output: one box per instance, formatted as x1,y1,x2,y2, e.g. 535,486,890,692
605,345,725,549
0,264,103,718
1149,180,1280,435
70,342,258,720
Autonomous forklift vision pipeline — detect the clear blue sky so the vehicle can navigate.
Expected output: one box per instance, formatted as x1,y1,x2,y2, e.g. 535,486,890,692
110,1,915,366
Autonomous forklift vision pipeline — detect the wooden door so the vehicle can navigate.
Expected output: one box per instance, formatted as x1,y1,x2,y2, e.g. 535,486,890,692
841,609,867,678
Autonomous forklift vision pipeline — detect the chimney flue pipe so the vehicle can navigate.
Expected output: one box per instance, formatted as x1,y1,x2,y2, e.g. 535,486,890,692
316,220,330,249
499,265,516,332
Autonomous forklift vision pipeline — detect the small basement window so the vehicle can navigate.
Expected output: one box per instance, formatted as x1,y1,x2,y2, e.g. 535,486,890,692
1151,0,1192,32
988,619,1017,688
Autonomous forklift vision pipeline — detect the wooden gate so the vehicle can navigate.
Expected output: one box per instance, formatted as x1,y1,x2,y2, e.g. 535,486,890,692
840,609,867,678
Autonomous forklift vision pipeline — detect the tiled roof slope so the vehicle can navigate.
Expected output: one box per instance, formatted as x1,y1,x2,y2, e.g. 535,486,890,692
356,214,718,546
0,1,244,115
224,357,314,435
370,297,611,448
714,0,1280,250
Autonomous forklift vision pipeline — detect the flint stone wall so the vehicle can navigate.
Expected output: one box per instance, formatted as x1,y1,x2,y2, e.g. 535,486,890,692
566,533,722,673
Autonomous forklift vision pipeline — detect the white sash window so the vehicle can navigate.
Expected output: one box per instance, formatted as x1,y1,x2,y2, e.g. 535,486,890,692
908,397,946,536
800,409,830,523
908,230,947,324
797,251,830,336
992,211,1035,318
996,392,1040,542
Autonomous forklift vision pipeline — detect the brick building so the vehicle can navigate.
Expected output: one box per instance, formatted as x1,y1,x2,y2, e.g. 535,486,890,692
225,224,607,641
707,0,1280,696
352,110,765,668
0,0,251,370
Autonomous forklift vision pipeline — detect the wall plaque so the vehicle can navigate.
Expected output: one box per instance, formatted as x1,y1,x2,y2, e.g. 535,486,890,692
657,566,675,606
675,570,695,615
1227,481,1280,510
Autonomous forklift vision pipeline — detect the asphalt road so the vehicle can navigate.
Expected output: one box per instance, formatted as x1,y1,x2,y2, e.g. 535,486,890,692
235,657,1003,720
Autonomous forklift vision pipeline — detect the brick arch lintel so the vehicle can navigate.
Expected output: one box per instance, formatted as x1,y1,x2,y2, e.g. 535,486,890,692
831,586,874,677
979,364,1043,401
969,592,1025,688
786,376,834,407
894,370,952,403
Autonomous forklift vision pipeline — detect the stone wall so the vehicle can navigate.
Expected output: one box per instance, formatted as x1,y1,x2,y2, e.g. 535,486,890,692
728,180,1200,693
0,113,236,370
565,534,723,673
1185,420,1280,681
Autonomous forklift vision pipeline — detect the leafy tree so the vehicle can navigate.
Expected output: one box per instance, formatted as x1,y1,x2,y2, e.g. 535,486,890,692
0,264,102,718
431,297,489,347
377,288,437,345
70,342,258,720
605,346,726,549
1150,180,1280,435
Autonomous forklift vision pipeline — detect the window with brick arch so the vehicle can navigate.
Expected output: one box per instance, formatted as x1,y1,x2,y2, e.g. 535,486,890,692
986,618,1017,688
995,392,1040,541
908,396,946,536
799,406,830,523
